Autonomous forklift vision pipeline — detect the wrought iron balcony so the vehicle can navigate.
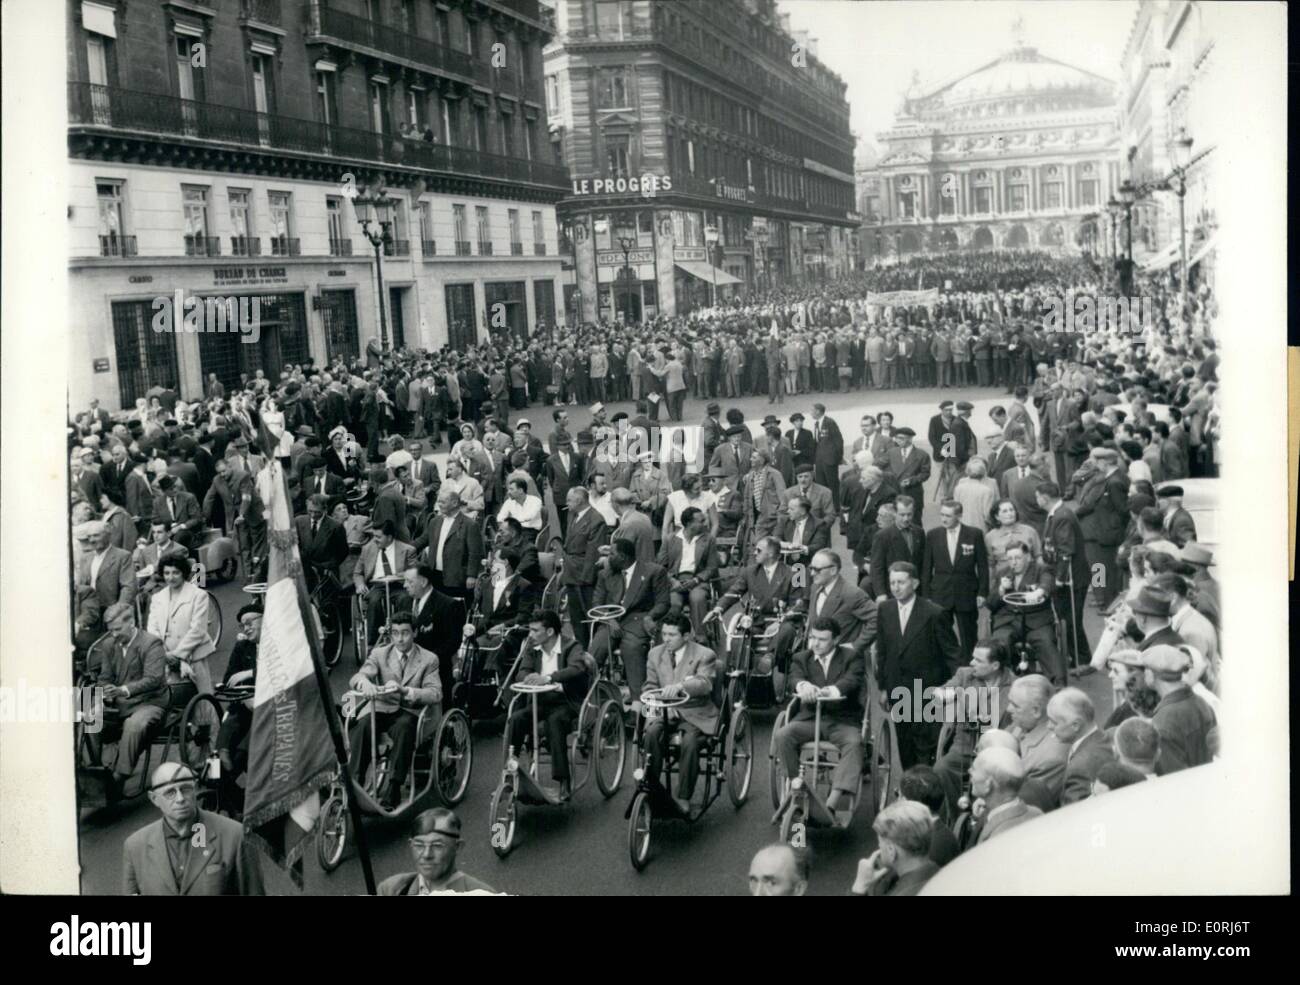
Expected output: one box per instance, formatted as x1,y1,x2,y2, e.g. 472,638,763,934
510,241,524,255
230,235,261,257
184,235,221,257
329,237,353,256
421,239,437,257
455,240,472,256
310,4,476,82
241,0,281,26
99,234,137,257
533,241,546,255
69,83,570,190
269,236,300,257
384,239,411,257
479,240,494,256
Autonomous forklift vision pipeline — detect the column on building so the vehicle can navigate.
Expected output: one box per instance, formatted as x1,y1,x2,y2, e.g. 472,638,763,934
653,209,677,318
574,213,599,323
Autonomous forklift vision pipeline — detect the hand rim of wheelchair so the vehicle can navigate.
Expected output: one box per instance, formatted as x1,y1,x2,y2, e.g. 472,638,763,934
211,683,255,702
725,618,781,644
242,582,269,595
511,681,562,694
640,688,690,711
1001,590,1048,608
586,604,626,622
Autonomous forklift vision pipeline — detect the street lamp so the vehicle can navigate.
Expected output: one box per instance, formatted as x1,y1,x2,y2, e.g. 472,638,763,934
1115,181,1138,296
704,223,720,308
616,216,637,324
353,182,398,352
1169,128,1196,325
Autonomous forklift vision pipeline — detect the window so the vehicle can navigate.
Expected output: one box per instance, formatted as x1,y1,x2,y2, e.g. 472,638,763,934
405,89,420,128
475,205,492,254
524,119,537,161
229,188,255,254
594,1,631,39
532,210,545,248
370,80,389,134
465,18,476,57
435,8,450,47
1041,183,1063,209
268,190,295,254
419,200,434,252
97,180,130,256
315,69,337,125
500,114,515,157
366,0,381,22
1077,179,1098,207
596,68,629,109
327,196,349,254
87,34,111,86
175,34,199,100
545,76,558,114
441,97,458,144
400,0,415,33
508,209,521,253
473,105,488,152
182,185,211,254
1008,185,1027,211
606,134,630,179
453,204,469,254
687,139,695,175
898,191,916,219
974,186,992,213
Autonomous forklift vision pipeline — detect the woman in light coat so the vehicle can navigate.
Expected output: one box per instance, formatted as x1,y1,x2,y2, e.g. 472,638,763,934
146,553,216,698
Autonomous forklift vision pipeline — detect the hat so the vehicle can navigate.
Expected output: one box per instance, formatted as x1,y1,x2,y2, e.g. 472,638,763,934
725,424,748,438
795,462,815,475
1179,543,1214,567
515,418,531,429
1156,485,1184,498
706,402,721,415
1129,587,1173,618
385,450,414,471
938,400,954,410
590,402,605,416
955,401,974,411
295,424,315,437
789,412,805,422
157,475,177,490
761,414,782,427
1140,644,1193,678
895,426,916,438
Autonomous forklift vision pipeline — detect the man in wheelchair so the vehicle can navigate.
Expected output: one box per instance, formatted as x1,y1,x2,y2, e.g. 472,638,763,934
470,547,535,675
772,618,866,818
704,535,798,672
641,614,719,815
87,602,169,803
354,520,417,646
657,506,719,634
215,604,261,815
348,610,442,810
986,541,1063,685
506,610,591,801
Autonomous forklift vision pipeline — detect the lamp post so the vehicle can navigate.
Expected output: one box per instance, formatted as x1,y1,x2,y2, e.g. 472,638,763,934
1169,128,1195,326
353,183,397,352
704,223,719,308
1115,181,1138,297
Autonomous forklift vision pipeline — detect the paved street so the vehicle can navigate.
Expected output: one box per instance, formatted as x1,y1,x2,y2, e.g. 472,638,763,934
77,382,1112,896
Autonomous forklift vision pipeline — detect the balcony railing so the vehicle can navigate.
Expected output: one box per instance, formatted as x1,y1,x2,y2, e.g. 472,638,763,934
455,240,472,256
384,239,411,257
99,234,137,257
421,239,436,256
533,241,546,255
269,236,301,257
329,237,353,256
311,5,476,81
510,241,524,255
241,0,281,25
184,235,221,257
231,235,261,257
69,83,569,189
479,241,494,256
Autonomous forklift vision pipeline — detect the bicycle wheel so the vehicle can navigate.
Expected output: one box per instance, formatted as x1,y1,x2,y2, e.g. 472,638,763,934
628,790,653,871
178,693,223,774
726,708,753,807
594,699,627,797
205,591,223,648
317,792,348,873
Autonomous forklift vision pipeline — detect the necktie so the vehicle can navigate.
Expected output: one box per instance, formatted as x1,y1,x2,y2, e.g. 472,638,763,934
312,519,320,540
381,549,392,577
168,498,176,520
1020,467,1027,479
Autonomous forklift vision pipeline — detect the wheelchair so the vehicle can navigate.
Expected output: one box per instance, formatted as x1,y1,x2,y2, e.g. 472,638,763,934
350,573,404,666
769,693,871,849
453,594,532,725
996,590,1061,678
538,539,568,625
583,604,632,707
307,566,347,669
75,633,225,811
625,675,753,871
947,716,985,853
195,526,240,584
316,687,470,873
487,671,627,857
708,597,795,712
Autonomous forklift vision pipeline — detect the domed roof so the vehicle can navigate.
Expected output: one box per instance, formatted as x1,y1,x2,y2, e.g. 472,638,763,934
924,46,1114,107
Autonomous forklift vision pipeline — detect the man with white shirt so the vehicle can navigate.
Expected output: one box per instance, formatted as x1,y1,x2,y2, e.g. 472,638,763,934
354,521,416,645
610,487,657,563
587,472,618,527
404,564,467,702
497,478,544,532
1152,573,1219,691
440,458,485,518
773,619,867,818
1047,687,1114,805
657,506,717,632
507,611,592,801
75,521,139,663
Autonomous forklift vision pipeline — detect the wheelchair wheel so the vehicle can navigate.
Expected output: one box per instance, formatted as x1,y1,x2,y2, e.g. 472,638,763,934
178,693,223,774
594,699,627,797
726,708,754,808
317,792,348,873
868,719,895,821
779,802,804,845
318,601,343,669
434,708,473,806
489,783,517,858
352,598,368,667
628,790,653,871
768,709,788,811
205,591,223,648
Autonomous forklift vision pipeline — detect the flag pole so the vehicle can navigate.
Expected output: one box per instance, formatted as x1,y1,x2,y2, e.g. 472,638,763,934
265,423,379,895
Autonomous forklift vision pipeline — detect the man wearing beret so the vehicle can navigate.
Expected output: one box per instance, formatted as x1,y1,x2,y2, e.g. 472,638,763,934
1156,485,1198,548
884,426,931,508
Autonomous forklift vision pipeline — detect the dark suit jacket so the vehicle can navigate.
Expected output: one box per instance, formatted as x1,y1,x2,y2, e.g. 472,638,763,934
371,485,412,543
797,577,878,652
123,810,264,896
811,416,843,467
875,595,961,693
519,636,591,705
151,491,202,537
75,468,105,506
987,444,1018,488
301,471,346,506
561,506,610,587
657,532,720,586
1008,471,1049,535
785,427,816,468
920,524,989,612
545,450,585,503
1043,504,1090,591
789,644,866,726
96,629,168,713
884,446,931,505
410,588,467,662
846,476,900,562
869,524,925,599
475,574,536,631
717,561,799,615
779,515,831,557
987,561,1056,631
294,514,349,572
592,560,671,623
415,512,485,590
1060,728,1115,805
1075,469,1129,546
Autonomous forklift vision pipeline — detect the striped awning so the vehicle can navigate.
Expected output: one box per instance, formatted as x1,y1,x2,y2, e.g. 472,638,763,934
675,259,743,285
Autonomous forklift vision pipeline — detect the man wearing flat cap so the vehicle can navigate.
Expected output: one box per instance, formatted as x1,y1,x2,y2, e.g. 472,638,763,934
1156,485,1198,548
785,411,816,470
709,424,753,485
1179,543,1220,626
1138,645,1217,774
884,426,931,508
379,808,495,894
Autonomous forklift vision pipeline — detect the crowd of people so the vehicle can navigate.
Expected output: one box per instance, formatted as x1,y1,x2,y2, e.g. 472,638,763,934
66,247,1223,895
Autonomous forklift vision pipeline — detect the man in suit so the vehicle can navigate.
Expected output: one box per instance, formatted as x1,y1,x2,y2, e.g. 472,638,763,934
883,427,930,514
773,619,867,818
971,747,1042,843
1038,481,1090,669
874,561,961,770
986,430,1018,492
589,538,671,702
848,414,893,468
413,489,484,601
809,403,844,511
1004,386,1037,452
294,494,349,590
561,487,610,648
1006,674,1068,809
778,495,831,562
642,613,719,815
1007,450,1050,536
370,466,413,544
927,400,969,503
1138,644,1217,774
1075,447,1129,607
657,506,719,633
1156,485,1198,548
100,442,131,503
610,487,657,563
739,448,787,547
545,433,584,537
354,521,418,645
920,500,989,659
125,453,156,537
1041,384,1079,486
404,564,467,703
781,462,834,523
72,448,105,507
151,475,202,550
378,808,496,895
75,522,139,662
507,610,593,800
708,424,753,484
123,762,264,895
89,603,169,801
1047,687,1114,806
845,461,900,568
301,456,346,510
869,495,925,600
988,541,1063,684
785,412,816,469
706,535,800,672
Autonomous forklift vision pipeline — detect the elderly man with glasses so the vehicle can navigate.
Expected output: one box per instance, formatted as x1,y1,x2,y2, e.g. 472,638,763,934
379,808,496,895
123,762,264,895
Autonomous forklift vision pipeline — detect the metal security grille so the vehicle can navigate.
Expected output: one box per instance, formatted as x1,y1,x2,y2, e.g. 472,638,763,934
445,283,476,351
532,279,555,331
484,280,527,343
389,286,407,350
112,300,180,409
320,289,360,363
197,292,308,391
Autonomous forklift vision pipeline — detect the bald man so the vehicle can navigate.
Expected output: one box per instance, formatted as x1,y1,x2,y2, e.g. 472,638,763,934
123,763,264,895
748,843,808,896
